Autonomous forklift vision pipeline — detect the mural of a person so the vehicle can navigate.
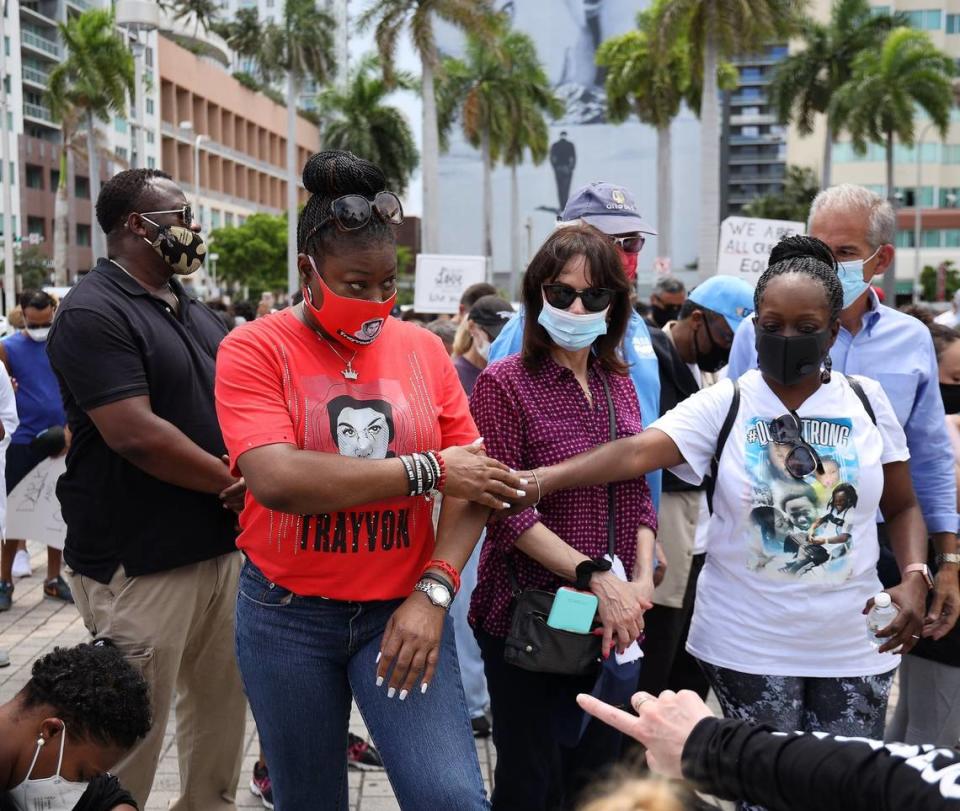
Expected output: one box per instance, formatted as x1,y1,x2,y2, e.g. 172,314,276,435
550,131,577,211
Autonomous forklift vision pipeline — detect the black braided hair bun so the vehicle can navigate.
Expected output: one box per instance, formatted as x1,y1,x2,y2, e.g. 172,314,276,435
768,235,837,272
298,151,392,253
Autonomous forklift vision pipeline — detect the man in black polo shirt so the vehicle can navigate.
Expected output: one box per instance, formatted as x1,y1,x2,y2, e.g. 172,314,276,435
46,169,246,810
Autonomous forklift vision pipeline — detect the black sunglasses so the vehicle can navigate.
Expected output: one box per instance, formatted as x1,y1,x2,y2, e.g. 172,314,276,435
612,235,645,254
542,283,614,313
140,205,193,227
769,413,824,479
305,191,403,244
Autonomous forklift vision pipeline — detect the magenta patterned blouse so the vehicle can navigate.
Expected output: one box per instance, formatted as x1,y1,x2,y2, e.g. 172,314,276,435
468,353,657,638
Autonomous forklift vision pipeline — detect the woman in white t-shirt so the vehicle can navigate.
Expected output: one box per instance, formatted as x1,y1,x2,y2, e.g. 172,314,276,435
522,238,929,768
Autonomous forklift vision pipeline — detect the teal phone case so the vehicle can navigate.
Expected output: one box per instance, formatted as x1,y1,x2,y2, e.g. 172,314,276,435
546,587,599,634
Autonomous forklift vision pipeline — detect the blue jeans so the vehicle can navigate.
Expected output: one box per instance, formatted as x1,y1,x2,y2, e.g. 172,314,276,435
451,535,489,718
235,560,490,811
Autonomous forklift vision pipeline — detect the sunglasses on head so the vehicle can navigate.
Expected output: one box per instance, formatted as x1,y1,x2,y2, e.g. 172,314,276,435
542,283,614,313
305,191,403,244
140,205,193,227
769,413,824,479
612,235,645,254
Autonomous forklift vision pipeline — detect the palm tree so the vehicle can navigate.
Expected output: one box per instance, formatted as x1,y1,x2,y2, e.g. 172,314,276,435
656,0,801,278
831,26,954,301
215,7,263,78
171,0,221,39
47,8,134,281
258,0,334,294
437,22,558,266
770,0,903,188
318,56,420,196
359,0,495,255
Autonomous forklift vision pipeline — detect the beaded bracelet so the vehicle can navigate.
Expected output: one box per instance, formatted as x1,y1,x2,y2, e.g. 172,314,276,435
424,558,461,594
431,451,448,492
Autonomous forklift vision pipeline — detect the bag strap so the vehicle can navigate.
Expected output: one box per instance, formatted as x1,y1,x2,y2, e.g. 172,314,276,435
599,373,617,561
507,371,618,595
706,380,740,516
845,374,877,425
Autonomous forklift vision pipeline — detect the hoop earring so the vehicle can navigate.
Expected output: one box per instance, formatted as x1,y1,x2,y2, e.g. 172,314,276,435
820,355,832,384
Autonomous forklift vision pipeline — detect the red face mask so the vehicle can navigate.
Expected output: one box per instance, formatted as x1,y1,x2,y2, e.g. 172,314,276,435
303,258,396,348
618,247,638,281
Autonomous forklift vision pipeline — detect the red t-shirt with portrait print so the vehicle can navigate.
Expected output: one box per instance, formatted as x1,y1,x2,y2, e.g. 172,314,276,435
214,308,479,600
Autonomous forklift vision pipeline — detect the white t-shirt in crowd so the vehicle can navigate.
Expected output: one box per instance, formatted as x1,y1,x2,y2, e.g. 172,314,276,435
0,364,19,538
651,369,908,678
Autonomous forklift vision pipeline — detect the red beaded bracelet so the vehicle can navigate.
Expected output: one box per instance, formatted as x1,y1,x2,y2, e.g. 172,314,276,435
434,451,448,492
424,559,461,594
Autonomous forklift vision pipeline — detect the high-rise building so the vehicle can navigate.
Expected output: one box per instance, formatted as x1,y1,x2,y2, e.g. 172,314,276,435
787,0,960,296
2,0,161,279
721,45,790,216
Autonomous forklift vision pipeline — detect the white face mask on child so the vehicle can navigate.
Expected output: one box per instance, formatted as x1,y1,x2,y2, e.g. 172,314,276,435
8,723,90,811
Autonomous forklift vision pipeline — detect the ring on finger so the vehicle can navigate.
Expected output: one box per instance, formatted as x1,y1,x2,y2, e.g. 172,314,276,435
631,694,654,712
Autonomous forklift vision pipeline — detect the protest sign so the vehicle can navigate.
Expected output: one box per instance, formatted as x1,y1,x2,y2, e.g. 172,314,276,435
413,254,487,314
717,217,805,283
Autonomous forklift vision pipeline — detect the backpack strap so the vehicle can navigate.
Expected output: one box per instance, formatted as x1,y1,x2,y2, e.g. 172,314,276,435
845,374,876,425
706,380,740,515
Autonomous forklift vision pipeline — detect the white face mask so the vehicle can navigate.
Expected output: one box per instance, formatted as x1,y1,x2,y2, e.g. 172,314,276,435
473,330,491,360
25,327,50,342
8,723,90,811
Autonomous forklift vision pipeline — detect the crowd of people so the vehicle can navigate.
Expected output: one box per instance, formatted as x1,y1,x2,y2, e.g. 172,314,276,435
0,151,959,811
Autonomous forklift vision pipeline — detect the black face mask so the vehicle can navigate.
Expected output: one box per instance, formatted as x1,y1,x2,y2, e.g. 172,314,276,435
756,330,831,386
652,304,681,328
941,383,960,415
695,317,730,373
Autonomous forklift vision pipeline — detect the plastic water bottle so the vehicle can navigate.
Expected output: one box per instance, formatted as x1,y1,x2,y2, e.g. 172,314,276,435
866,592,899,647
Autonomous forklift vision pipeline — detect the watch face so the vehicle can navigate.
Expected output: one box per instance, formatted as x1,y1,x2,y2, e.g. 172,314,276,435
429,584,450,606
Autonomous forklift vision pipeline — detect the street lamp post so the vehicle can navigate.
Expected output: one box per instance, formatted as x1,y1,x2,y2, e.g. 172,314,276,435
913,121,936,304
177,121,207,223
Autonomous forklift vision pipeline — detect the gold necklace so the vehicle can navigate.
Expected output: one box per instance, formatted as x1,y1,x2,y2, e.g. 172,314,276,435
317,332,359,380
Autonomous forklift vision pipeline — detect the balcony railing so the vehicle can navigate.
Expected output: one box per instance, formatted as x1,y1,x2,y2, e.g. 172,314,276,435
21,65,49,85
24,102,54,123
21,29,60,58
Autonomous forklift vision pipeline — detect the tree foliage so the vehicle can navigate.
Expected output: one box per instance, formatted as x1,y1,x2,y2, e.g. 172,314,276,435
209,214,288,299
742,165,820,222
921,261,960,302
319,56,420,195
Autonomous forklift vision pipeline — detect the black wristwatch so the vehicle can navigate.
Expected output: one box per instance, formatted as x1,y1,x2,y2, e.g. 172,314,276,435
575,557,612,591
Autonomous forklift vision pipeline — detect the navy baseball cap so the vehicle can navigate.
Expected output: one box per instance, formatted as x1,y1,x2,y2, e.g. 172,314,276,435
560,182,657,236
688,275,755,333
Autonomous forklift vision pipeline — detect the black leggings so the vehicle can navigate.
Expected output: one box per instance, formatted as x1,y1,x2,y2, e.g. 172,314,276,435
699,661,895,811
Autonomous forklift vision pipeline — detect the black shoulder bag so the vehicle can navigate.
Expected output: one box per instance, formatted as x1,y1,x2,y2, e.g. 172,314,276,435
503,374,617,677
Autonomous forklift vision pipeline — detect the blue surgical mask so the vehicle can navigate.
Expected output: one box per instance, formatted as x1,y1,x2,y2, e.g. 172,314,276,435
537,296,609,351
837,247,881,309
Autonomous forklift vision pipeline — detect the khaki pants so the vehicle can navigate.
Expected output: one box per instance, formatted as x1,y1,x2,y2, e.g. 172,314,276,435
70,552,246,811
652,490,702,609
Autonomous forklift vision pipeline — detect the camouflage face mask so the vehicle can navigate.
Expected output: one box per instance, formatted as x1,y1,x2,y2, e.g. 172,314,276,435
141,216,207,275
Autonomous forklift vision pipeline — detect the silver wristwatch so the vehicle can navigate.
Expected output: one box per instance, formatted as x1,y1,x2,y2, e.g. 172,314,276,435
936,552,960,567
414,578,453,611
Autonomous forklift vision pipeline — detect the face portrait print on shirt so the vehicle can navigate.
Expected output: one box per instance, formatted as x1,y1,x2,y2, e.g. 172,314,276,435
743,416,860,583
327,395,395,459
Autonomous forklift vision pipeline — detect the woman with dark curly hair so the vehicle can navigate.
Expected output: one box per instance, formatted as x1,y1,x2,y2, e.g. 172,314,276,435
0,642,151,811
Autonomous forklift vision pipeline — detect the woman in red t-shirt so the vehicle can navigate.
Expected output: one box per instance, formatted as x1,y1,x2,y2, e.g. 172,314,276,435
215,151,521,810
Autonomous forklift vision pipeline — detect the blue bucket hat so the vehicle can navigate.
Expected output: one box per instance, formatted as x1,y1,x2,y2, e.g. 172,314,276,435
560,182,657,236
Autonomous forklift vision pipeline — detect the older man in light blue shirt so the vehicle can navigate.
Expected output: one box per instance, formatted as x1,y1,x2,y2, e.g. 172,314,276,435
727,184,959,636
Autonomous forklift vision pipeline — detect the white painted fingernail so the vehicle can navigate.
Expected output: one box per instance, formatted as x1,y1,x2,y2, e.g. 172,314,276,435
473,437,484,445
520,478,529,485
376,676,383,687
502,502,511,509
516,489,526,497
387,687,396,699
376,651,381,664
421,683,429,694
399,689,408,701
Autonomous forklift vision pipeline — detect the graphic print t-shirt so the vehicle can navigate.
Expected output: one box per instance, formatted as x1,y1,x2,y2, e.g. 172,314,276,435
651,370,909,678
215,309,479,600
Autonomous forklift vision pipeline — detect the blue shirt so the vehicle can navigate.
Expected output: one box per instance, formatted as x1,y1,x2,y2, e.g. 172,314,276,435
488,309,662,508
3,331,65,445
727,290,957,534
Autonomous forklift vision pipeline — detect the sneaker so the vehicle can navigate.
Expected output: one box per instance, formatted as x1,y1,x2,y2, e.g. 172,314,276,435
471,715,492,738
43,576,73,603
347,732,384,771
0,649,9,668
249,761,274,810
12,550,32,578
0,581,12,611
